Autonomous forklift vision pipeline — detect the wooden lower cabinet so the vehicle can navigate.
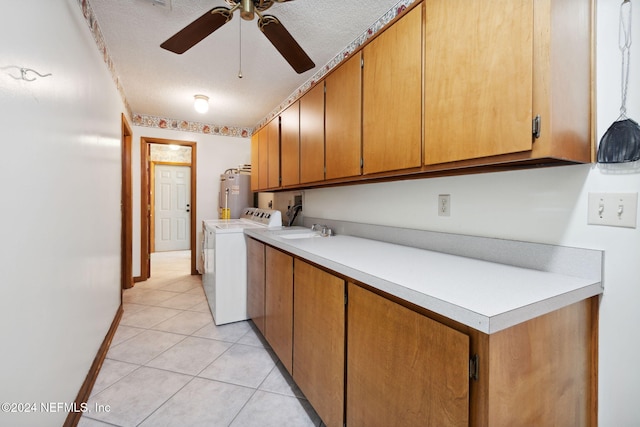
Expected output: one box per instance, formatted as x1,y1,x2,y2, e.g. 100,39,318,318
293,260,345,427
264,246,294,373
347,283,470,427
247,245,597,427
246,238,265,335
470,297,596,426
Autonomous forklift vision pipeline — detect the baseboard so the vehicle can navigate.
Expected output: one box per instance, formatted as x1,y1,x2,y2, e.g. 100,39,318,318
63,304,123,427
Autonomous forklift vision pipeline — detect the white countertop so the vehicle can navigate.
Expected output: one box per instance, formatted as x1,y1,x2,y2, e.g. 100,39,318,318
245,227,603,334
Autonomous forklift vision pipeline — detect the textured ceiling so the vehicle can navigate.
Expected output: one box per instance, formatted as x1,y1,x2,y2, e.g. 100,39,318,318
88,0,404,131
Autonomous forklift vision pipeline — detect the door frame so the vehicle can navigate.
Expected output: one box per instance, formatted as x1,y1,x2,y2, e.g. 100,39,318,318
121,114,133,291
140,137,198,279
150,161,191,254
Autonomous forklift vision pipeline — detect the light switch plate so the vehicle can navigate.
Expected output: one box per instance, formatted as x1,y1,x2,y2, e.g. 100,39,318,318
587,192,638,228
438,194,450,217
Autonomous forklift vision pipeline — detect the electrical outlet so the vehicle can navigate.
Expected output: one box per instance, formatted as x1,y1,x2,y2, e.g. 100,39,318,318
587,192,638,228
438,194,450,217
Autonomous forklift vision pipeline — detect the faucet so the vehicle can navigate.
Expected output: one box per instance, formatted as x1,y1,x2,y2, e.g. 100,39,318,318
311,223,333,237
286,204,302,227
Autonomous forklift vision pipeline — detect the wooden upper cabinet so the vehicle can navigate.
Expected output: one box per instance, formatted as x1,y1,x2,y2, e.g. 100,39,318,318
280,102,300,187
249,0,592,189
325,52,362,180
362,5,422,175
258,127,269,190
531,0,592,162
250,132,260,191
299,82,325,184
424,0,533,165
267,118,280,189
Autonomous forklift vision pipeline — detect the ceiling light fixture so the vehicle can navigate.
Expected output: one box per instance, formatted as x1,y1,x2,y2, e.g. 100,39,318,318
193,95,209,113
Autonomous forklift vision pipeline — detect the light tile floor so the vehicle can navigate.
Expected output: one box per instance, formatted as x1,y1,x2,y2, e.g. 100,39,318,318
79,250,322,427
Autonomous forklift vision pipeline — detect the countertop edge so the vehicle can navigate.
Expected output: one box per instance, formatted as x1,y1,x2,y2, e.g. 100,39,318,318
245,228,603,334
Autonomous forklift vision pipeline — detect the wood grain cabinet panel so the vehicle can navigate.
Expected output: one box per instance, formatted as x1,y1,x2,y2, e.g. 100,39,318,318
362,5,422,175
280,101,300,187
250,132,260,191
475,298,596,426
293,260,345,427
325,52,362,180
423,0,592,166
299,82,325,183
264,246,293,373
424,0,533,164
246,238,265,335
257,127,268,190
267,118,280,189
347,283,470,427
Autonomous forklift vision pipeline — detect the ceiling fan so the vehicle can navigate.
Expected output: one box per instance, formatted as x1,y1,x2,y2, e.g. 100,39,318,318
160,0,315,74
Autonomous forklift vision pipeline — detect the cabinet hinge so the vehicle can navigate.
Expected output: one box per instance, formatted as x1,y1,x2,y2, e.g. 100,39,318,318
344,291,348,306
469,354,479,381
361,57,364,69
532,115,541,139
360,157,364,168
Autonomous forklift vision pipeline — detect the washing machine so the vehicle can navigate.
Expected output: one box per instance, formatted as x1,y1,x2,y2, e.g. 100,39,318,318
202,208,282,325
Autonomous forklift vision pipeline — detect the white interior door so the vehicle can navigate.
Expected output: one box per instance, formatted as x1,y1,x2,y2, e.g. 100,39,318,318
155,165,190,252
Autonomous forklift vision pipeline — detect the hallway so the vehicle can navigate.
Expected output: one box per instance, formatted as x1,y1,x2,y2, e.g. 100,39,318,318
79,251,321,426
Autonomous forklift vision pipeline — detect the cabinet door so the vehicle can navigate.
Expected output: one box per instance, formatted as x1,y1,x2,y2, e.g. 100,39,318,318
246,238,265,335
264,246,293,373
250,132,260,191
280,102,300,187
424,0,533,164
258,127,269,190
326,52,362,180
267,118,280,189
293,260,345,427
299,82,325,184
362,5,422,175
347,283,469,427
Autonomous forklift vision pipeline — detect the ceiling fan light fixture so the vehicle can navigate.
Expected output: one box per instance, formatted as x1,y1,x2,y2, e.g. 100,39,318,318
240,0,255,20
194,94,209,113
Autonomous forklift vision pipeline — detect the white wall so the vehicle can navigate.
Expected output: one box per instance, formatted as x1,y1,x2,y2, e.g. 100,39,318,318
0,1,124,426
130,126,251,277
304,1,640,425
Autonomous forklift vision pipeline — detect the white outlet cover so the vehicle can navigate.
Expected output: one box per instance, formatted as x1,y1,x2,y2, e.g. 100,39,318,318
587,192,638,228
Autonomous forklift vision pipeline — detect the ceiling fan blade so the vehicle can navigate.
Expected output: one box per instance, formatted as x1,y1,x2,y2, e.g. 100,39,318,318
258,15,315,74
161,7,233,54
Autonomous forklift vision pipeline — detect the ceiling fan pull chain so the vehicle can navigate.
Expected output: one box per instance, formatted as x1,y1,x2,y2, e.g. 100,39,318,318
238,17,243,78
